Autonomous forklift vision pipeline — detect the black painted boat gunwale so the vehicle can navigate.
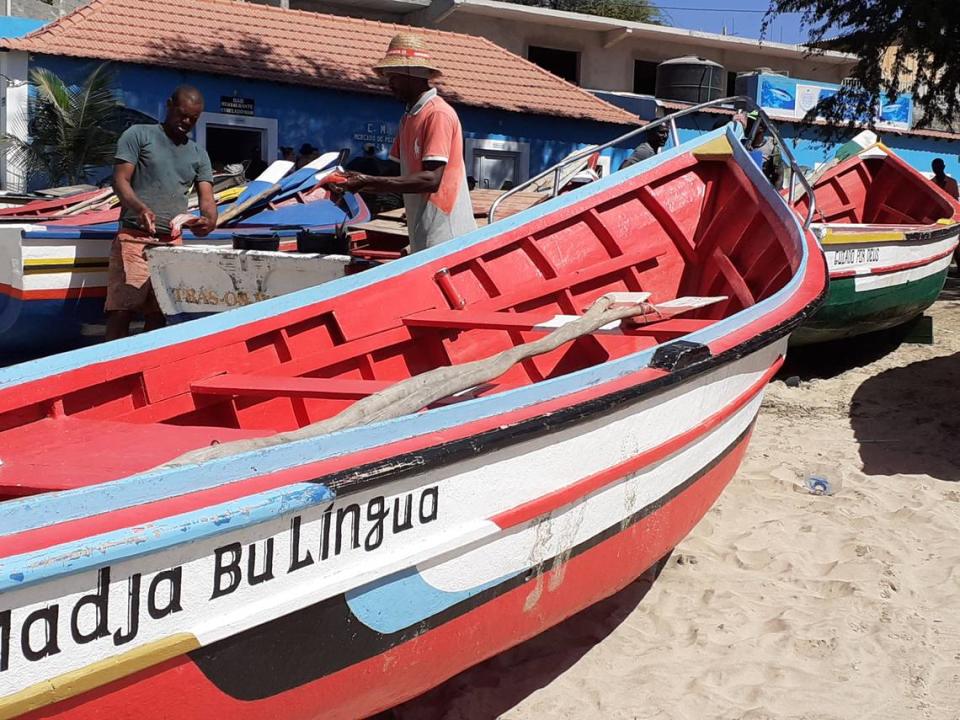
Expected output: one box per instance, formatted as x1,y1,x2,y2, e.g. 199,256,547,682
313,276,826,499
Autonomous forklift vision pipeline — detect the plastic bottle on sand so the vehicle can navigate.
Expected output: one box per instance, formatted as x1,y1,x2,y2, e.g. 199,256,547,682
805,464,840,496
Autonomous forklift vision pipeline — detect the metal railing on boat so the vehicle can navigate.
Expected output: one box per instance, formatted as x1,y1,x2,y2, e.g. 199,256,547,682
488,96,817,230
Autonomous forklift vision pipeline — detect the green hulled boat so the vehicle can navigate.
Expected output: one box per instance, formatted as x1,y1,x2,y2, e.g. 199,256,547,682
791,143,959,345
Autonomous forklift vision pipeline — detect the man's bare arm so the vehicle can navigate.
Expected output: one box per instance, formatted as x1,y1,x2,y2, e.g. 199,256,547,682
185,181,218,236
330,161,447,195
112,162,156,234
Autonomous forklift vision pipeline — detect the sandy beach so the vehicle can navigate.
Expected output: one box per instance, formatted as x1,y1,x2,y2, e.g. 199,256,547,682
391,278,960,720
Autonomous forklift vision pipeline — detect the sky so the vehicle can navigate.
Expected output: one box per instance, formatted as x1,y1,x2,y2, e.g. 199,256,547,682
653,1,811,44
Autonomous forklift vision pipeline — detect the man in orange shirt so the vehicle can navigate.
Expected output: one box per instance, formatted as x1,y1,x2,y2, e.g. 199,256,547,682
332,34,477,252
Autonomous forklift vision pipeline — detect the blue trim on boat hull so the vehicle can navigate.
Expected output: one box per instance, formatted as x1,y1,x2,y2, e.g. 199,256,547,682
0,295,105,357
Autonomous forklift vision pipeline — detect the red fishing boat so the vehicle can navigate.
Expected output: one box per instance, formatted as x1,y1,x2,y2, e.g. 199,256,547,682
0,103,824,720
792,142,960,344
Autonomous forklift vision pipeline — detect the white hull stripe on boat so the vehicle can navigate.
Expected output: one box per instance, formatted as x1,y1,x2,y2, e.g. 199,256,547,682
0,344,782,588
854,253,953,292
825,233,958,280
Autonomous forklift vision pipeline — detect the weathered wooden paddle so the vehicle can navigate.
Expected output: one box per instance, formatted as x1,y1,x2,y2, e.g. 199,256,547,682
215,161,292,227
217,155,339,227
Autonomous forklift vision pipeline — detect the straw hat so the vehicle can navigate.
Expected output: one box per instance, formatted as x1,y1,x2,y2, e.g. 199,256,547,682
373,33,442,77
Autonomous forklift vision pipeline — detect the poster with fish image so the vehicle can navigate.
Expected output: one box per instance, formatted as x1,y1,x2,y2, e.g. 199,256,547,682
754,73,913,131
758,75,796,113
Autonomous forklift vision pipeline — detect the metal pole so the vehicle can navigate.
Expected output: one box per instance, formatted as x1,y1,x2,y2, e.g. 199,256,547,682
668,118,680,148
488,96,816,227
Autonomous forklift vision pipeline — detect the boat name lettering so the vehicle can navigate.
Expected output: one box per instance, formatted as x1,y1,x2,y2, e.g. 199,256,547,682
0,566,183,673
0,487,438,675
833,247,880,266
210,486,439,599
172,285,271,307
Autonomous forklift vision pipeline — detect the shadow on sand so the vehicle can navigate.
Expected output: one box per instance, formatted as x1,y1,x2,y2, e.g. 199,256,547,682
850,351,960,482
940,272,960,303
374,555,671,720
778,325,910,382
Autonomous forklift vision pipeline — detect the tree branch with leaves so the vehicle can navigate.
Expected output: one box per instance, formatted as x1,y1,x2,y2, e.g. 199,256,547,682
764,1,960,131
497,0,662,23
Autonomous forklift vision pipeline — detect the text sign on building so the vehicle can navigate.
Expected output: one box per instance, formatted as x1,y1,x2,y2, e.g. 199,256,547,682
352,121,395,148
220,96,255,116
751,74,913,131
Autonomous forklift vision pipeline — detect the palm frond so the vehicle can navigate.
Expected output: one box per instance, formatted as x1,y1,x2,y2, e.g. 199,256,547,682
5,62,123,186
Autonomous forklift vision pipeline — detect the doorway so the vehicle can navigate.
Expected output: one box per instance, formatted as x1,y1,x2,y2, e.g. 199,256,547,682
194,112,278,178
475,150,520,190
464,138,530,191
205,126,266,176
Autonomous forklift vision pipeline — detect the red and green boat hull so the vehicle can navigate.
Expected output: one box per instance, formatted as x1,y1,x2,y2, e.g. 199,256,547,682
791,225,957,345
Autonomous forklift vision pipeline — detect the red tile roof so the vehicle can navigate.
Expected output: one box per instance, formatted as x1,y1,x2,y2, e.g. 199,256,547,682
0,0,638,126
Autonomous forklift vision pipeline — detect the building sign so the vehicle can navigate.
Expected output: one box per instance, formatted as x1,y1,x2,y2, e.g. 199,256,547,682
749,73,913,131
220,96,255,116
352,121,395,149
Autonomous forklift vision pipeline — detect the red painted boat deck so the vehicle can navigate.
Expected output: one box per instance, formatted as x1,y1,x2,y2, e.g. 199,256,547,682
0,417,269,496
797,147,959,227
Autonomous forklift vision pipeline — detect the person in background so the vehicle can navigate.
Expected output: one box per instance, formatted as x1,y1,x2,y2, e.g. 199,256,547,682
295,143,320,169
931,158,959,199
620,123,670,170
934,158,960,272
743,111,784,188
325,34,476,252
347,143,385,175
106,85,216,341
280,146,295,163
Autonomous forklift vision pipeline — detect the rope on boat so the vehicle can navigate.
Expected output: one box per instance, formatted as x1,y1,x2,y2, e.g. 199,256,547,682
164,293,663,467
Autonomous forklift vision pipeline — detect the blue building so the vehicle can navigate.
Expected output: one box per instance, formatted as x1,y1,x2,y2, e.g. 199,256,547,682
0,0,641,192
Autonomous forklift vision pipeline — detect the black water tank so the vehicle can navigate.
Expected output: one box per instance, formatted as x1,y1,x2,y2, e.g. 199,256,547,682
655,56,725,103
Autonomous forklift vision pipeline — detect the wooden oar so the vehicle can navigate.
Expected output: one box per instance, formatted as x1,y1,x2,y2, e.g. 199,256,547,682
166,293,714,466
216,155,338,227
50,187,114,217
215,161,292,227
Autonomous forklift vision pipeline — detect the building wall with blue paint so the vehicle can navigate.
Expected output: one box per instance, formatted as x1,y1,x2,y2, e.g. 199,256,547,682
672,113,960,180
31,54,638,187
595,86,960,181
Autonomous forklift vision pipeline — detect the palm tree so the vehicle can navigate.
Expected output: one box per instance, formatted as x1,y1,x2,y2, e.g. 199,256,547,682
5,63,123,187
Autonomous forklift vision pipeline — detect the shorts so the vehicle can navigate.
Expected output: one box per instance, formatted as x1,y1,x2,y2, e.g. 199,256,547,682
105,228,180,314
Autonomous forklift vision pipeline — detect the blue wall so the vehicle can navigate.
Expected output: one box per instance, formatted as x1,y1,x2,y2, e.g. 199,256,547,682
33,55,638,180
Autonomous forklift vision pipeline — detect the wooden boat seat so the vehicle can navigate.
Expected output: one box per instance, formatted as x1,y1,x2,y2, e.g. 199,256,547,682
403,309,714,339
0,417,269,495
190,374,496,407
191,374,393,399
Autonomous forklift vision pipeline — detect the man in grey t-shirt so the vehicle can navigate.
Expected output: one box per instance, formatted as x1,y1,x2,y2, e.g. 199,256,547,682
106,85,217,340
